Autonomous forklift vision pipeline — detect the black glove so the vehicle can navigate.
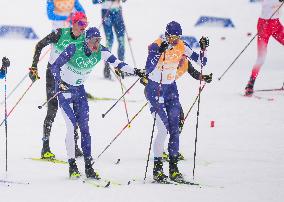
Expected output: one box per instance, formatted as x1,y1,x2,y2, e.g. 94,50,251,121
122,0,127,2
178,107,185,133
202,73,213,83
58,80,69,92
279,0,284,2
114,68,125,79
140,77,148,86
2,57,10,69
29,67,40,82
134,68,146,78
159,41,169,53
199,36,209,50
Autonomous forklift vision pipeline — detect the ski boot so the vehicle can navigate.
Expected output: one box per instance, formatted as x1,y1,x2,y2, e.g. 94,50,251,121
244,76,255,97
153,157,168,183
163,152,184,162
104,62,111,80
169,155,184,183
41,139,55,159
69,158,80,179
74,128,83,158
85,157,100,179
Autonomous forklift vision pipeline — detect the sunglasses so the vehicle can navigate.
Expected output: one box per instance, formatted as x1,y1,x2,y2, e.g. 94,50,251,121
77,20,88,27
166,35,180,41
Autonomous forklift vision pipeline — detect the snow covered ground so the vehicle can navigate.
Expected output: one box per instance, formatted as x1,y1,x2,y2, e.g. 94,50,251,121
0,0,284,202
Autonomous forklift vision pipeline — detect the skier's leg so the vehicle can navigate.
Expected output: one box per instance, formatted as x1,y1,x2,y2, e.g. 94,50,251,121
42,66,58,158
76,86,100,179
102,9,114,79
272,19,284,45
245,18,271,95
113,9,126,61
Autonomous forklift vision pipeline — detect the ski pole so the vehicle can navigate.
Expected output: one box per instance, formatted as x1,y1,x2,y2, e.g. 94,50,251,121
0,73,28,105
144,53,165,182
218,2,284,81
193,49,205,180
118,75,131,127
102,77,140,118
4,68,8,172
38,91,61,109
0,82,34,127
109,67,128,92
97,102,148,159
184,83,206,121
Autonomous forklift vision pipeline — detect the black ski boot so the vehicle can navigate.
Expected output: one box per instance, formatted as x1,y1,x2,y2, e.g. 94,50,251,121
245,76,255,96
169,155,184,182
85,157,100,179
41,138,55,159
104,62,111,80
153,157,168,183
69,158,80,179
74,127,83,158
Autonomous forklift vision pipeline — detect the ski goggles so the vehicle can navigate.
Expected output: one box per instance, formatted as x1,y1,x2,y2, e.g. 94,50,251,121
166,35,180,43
77,20,88,28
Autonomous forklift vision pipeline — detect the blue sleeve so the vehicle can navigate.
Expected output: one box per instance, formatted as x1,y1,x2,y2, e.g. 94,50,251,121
0,69,5,79
74,0,85,13
92,0,104,4
145,43,162,74
47,0,68,21
50,44,76,82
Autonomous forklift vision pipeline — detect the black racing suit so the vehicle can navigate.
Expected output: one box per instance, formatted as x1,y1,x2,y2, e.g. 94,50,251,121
31,28,80,150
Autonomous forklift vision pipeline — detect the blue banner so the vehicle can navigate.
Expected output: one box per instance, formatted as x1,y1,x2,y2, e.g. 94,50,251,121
0,25,38,39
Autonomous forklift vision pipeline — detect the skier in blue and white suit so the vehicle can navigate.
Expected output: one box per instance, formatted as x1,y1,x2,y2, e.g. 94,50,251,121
49,27,145,178
92,0,127,79
47,0,85,30
144,21,209,182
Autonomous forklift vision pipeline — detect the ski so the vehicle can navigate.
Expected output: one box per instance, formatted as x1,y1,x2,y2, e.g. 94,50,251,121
88,96,141,103
26,157,68,164
241,93,274,101
169,179,200,186
0,179,30,185
254,86,284,92
82,178,111,188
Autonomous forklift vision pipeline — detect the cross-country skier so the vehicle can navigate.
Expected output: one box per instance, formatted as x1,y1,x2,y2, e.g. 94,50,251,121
92,0,127,79
144,21,209,183
29,11,88,160
46,1,86,157
244,0,284,96
145,58,212,163
0,57,10,79
47,0,85,30
48,26,144,178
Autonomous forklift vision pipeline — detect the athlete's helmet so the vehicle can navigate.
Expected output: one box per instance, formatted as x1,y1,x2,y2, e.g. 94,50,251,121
165,21,182,36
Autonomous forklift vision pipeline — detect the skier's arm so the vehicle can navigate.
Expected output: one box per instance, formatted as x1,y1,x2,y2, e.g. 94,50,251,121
74,0,85,13
31,29,62,68
187,61,202,80
46,0,69,21
145,43,163,74
184,42,207,67
101,45,135,74
50,43,76,82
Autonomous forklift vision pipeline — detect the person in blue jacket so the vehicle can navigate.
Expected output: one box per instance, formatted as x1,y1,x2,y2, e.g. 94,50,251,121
92,0,127,79
47,0,85,30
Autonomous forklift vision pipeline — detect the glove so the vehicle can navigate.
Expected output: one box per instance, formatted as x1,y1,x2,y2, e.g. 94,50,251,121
140,77,148,86
114,68,125,79
58,80,69,92
199,36,209,50
134,68,146,78
122,0,127,2
178,107,185,133
29,67,40,82
279,0,284,2
202,73,213,83
2,57,10,68
159,41,169,53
